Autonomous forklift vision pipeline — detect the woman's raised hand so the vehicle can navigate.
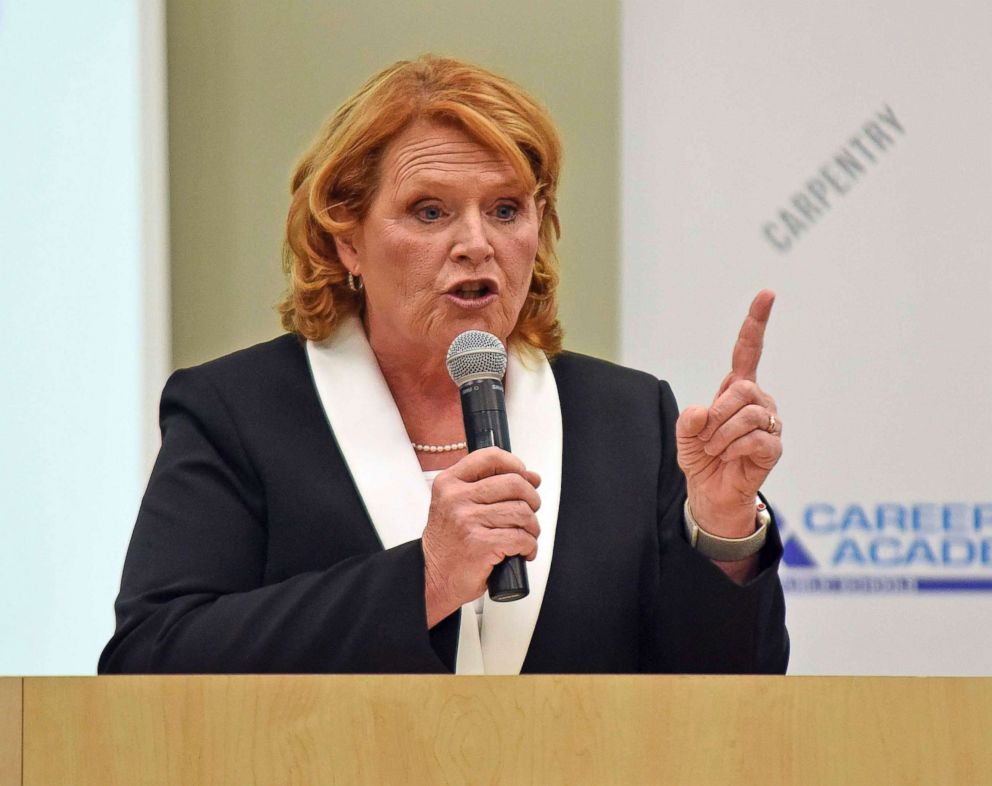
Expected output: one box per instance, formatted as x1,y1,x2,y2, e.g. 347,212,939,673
675,290,783,539
422,447,541,628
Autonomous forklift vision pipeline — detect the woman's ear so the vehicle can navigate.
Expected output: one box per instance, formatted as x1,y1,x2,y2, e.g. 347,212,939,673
333,232,360,276
330,206,361,275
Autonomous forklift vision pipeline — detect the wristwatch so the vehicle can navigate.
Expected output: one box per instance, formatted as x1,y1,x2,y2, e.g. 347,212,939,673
683,497,771,561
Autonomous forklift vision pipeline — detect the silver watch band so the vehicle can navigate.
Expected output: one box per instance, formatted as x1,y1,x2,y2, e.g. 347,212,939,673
683,497,771,561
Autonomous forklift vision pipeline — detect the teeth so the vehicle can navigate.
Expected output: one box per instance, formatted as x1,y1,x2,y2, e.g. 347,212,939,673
455,284,488,299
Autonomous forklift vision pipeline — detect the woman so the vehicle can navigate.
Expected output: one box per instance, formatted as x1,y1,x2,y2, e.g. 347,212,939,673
99,55,787,675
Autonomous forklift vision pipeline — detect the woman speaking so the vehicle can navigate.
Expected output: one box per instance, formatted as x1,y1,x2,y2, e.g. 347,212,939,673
99,56,788,675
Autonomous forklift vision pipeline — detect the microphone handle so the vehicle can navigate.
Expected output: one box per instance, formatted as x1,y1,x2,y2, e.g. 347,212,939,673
459,380,530,602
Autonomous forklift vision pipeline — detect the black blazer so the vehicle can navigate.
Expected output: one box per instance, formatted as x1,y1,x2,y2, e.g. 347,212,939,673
98,334,788,674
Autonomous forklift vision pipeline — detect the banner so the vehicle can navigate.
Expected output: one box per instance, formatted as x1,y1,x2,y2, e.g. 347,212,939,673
621,0,992,674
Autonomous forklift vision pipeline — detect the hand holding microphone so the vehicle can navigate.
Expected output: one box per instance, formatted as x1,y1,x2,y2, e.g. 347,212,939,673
422,331,537,628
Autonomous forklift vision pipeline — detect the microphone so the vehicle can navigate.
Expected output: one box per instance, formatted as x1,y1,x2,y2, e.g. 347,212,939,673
446,330,529,602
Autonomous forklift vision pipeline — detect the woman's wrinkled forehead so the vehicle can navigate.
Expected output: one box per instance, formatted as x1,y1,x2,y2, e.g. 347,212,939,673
377,120,531,199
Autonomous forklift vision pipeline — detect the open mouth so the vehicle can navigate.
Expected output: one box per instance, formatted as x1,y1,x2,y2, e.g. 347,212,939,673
452,283,492,300
445,280,499,307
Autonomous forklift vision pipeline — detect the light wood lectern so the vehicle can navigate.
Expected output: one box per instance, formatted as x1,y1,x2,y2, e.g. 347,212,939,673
1,675,990,785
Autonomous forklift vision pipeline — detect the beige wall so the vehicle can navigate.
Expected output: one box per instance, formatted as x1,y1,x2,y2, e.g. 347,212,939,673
167,1,619,369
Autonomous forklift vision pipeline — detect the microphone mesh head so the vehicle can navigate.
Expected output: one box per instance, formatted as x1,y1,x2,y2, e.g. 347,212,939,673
446,330,507,385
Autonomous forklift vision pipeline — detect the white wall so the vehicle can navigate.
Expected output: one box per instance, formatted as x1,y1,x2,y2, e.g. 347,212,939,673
0,0,169,674
622,0,992,674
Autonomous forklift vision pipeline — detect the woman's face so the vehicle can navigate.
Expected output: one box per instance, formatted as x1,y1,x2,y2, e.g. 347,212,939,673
338,120,543,363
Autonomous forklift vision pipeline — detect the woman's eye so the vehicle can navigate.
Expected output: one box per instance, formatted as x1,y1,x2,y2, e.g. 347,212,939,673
417,205,444,221
494,203,518,221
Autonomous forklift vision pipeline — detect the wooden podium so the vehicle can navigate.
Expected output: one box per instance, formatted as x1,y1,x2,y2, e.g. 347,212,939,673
2,675,990,785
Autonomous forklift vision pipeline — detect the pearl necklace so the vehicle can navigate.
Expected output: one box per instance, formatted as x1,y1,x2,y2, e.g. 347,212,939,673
411,441,467,453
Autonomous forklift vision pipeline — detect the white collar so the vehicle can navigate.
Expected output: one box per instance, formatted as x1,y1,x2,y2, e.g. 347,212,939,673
305,317,562,675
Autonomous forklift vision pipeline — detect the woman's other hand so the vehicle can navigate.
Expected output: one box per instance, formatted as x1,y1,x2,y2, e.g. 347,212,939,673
675,290,783,542
422,447,542,628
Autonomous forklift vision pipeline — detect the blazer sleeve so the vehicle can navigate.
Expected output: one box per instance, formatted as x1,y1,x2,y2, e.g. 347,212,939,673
98,366,455,674
647,380,790,674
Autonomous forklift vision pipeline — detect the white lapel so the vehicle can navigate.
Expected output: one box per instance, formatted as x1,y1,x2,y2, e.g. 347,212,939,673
305,317,430,550
304,317,563,676
480,347,562,675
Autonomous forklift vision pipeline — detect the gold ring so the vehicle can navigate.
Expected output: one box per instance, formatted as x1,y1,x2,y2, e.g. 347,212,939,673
767,414,777,434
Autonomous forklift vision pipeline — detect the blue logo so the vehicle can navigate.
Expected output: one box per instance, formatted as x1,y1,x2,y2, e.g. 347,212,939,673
778,502,992,593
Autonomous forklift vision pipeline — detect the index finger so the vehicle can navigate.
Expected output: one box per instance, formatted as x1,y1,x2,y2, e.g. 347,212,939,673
448,446,539,486
730,289,775,383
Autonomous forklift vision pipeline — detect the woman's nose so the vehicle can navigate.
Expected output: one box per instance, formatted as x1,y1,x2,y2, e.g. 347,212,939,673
450,209,494,264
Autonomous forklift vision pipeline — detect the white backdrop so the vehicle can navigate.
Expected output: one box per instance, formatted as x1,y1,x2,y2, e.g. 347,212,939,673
621,0,992,674
0,0,169,674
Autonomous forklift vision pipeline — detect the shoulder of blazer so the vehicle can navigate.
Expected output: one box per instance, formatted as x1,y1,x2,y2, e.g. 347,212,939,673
549,350,667,401
161,333,324,452
548,351,683,448
166,333,312,409
178,332,306,385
